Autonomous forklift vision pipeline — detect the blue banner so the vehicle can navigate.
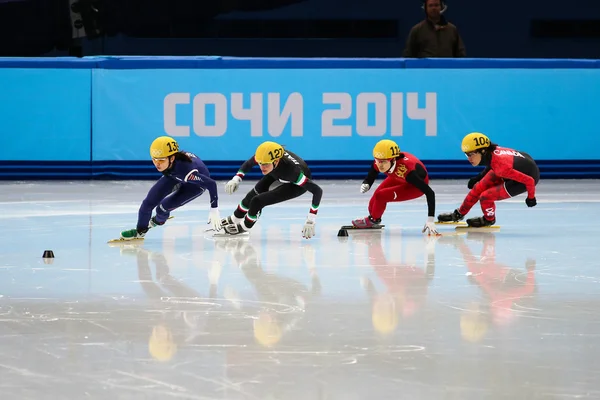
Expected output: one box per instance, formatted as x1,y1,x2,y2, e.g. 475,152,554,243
92,68,600,161
0,69,92,161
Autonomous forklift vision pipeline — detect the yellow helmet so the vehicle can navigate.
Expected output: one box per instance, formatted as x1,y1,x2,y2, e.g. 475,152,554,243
148,325,177,362
373,139,400,160
254,141,284,164
150,136,179,159
461,132,491,153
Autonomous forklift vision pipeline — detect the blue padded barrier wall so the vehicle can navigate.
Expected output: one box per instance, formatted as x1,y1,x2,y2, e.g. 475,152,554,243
1,57,599,180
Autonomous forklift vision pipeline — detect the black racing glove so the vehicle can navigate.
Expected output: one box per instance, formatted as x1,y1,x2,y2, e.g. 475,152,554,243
467,176,481,189
525,197,537,207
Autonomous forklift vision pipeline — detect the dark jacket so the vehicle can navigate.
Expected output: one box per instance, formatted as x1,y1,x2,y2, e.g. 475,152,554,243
403,17,466,58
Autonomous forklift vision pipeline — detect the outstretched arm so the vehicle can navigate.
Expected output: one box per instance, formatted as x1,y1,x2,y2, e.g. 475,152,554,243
184,170,218,208
406,170,435,217
225,155,259,195
294,173,323,239
295,173,323,215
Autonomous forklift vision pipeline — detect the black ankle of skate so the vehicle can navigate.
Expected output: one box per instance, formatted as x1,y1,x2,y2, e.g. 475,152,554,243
138,227,149,234
467,216,495,227
151,217,165,226
368,216,382,224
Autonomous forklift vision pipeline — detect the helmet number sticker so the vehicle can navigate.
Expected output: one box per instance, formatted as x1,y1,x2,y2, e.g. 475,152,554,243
473,136,490,147
390,146,400,157
268,148,283,161
166,141,179,153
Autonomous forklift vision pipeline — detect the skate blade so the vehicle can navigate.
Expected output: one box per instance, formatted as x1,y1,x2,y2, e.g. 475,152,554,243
108,216,175,244
455,225,501,231
340,224,385,230
212,232,250,238
107,238,145,244
435,221,467,226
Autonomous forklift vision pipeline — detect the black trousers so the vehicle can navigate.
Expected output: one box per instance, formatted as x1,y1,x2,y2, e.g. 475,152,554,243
233,175,307,228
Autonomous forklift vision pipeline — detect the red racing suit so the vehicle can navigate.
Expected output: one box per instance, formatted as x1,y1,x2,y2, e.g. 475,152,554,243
362,152,435,219
459,146,540,221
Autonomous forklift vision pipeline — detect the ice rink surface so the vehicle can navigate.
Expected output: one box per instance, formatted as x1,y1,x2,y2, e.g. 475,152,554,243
1,179,600,399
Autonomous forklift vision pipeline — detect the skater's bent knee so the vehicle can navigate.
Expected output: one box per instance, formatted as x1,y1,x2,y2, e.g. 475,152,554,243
249,196,263,211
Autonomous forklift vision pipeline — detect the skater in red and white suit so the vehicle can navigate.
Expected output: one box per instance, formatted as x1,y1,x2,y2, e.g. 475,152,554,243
352,139,439,236
438,132,540,227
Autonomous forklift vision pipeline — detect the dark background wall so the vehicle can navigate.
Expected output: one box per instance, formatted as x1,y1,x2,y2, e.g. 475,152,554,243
1,0,599,58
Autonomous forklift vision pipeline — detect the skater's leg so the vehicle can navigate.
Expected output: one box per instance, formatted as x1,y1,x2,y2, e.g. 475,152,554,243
353,178,423,228
458,171,504,216
368,179,424,220
158,184,206,222
137,177,178,232
120,178,177,239
244,184,306,229
476,184,511,223
231,175,277,222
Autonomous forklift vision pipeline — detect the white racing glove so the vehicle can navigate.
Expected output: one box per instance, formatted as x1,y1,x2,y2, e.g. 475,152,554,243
302,213,317,239
207,207,222,231
422,216,440,236
225,176,242,195
360,183,370,193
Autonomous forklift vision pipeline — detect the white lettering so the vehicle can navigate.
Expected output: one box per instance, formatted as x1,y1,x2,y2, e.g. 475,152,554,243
193,93,227,137
163,93,190,137
231,93,263,137
494,149,525,158
320,92,437,137
390,93,404,136
163,91,438,139
268,93,303,137
284,152,300,165
322,93,352,137
356,92,387,137
406,92,437,136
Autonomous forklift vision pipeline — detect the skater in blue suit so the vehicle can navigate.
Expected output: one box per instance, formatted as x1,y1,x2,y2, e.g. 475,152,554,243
118,136,221,240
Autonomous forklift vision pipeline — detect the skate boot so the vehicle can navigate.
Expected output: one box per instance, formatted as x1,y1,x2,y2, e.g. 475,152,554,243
466,216,496,227
214,222,248,236
351,215,382,229
148,216,166,229
437,209,464,223
120,227,148,241
220,215,244,228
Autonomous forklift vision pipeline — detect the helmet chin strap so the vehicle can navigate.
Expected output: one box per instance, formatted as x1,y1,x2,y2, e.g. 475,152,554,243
162,156,175,174
387,160,397,173
480,149,492,165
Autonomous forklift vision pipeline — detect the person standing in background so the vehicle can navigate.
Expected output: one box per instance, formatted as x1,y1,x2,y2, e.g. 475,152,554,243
403,0,466,58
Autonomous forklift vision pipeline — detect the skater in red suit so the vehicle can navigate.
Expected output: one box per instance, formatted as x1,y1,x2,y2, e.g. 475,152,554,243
438,132,540,227
352,139,439,235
